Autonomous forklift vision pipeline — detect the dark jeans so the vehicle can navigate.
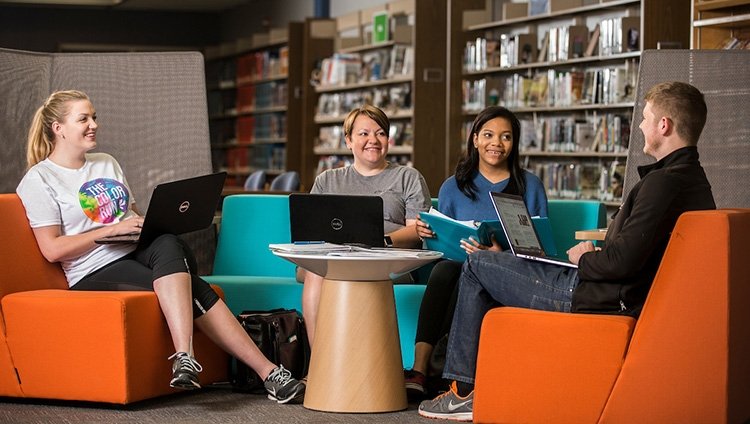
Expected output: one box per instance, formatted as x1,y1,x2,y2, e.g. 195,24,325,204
72,234,219,319
443,251,579,384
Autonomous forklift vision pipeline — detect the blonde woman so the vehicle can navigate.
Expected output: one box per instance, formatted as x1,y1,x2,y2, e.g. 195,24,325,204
16,90,304,404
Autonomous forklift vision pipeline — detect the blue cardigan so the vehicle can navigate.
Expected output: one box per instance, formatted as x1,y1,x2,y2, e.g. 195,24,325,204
438,170,548,220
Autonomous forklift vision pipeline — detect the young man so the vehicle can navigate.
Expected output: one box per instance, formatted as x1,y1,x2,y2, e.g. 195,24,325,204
418,81,717,421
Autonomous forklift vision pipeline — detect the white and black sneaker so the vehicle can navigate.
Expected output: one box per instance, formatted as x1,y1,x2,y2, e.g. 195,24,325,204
264,365,305,404
168,352,202,390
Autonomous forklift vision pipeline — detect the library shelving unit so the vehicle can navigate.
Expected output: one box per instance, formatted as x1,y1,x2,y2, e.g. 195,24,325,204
691,0,750,48
204,23,304,190
302,0,447,194
448,0,689,205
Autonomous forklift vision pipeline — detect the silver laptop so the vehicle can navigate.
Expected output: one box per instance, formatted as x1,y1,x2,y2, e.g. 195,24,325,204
289,193,385,248
96,172,226,247
489,191,577,268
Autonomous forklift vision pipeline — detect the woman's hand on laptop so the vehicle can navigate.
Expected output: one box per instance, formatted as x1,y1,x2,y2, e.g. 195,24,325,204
114,216,144,236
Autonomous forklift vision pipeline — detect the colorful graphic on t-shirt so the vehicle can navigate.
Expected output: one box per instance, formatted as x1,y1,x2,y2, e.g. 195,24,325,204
79,179,130,223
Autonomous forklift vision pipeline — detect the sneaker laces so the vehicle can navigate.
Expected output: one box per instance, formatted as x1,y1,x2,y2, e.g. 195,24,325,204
430,381,460,402
168,352,203,373
266,365,292,384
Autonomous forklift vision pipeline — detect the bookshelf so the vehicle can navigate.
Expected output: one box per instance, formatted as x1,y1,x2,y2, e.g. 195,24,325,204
691,0,750,49
204,23,304,190
302,0,447,194
448,0,689,204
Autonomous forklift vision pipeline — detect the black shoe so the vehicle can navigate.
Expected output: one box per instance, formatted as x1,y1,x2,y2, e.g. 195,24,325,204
169,352,202,390
264,366,305,404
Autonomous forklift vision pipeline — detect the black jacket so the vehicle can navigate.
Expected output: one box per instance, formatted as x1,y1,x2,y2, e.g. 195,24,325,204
572,146,716,316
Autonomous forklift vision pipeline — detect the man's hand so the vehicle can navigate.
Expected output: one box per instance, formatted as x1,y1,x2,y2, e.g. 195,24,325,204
567,241,598,265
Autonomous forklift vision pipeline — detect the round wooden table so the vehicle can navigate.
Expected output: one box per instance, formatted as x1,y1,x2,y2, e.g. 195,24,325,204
273,250,441,413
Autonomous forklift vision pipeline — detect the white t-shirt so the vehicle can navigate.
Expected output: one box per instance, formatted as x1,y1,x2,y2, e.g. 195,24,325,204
16,152,138,286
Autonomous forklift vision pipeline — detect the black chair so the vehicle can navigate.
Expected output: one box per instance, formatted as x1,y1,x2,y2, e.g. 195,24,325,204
243,170,267,191
269,171,300,192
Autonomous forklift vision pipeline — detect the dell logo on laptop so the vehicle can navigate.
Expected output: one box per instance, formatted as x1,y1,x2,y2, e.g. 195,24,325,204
331,218,343,231
179,201,190,213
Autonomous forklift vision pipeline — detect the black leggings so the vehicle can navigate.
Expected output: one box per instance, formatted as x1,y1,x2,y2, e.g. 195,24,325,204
415,259,463,346
72,234,220,319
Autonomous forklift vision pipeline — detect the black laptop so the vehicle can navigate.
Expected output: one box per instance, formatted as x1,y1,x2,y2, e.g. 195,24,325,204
490,191,577,268
288,193,385,248
96,172,226,246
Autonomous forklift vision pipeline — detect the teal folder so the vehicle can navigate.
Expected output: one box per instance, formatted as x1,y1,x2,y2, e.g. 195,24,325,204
420,212,558,262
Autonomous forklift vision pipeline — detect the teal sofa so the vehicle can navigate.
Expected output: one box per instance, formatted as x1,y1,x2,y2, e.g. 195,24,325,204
203,194,426,369
204,195,607,371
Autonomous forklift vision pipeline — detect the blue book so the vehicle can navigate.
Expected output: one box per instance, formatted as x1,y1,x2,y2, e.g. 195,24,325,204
420,210,557,262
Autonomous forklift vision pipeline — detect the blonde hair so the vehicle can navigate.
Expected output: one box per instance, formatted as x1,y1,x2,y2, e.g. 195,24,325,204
27,90,90,168
342,104,390,138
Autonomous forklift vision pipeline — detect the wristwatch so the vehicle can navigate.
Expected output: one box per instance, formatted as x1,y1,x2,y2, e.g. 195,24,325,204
383,235,393,248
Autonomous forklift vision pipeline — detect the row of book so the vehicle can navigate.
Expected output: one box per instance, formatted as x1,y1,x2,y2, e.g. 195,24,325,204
314,45,414,87
316,83,411,118
715,36,750,50
517,113,630,153
463,63,636,111
237,81,287,112
316,121,414,150
237,114,287,144
463,16,640,71
528,160,625,202
316,154,412,175
236,47,289,84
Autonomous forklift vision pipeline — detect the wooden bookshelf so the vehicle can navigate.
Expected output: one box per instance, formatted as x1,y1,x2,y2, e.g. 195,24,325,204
448,0,689,203
302,0,447,194
692,0,750,48
204,24,304,190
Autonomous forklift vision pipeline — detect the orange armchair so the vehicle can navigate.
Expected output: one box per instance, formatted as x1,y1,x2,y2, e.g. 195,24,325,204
0,194,228,404
474,209,750,423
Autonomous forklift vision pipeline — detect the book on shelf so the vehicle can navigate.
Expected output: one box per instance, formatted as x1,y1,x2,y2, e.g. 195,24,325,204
519,118,543,152
529,0,549,16
537,32,550,63
584,24,600,57
372,11,389,44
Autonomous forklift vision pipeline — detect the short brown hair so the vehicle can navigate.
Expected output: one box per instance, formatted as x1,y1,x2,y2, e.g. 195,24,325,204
644,81,707,146
342,104,390,137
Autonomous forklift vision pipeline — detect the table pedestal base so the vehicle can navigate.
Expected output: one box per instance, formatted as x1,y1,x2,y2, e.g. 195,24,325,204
303,278,407,413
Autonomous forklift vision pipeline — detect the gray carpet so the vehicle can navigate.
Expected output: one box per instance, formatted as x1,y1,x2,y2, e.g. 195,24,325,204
0,385,426,423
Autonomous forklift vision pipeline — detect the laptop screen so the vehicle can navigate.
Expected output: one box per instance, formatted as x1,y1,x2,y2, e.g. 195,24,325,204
289,193,385,247
489,192,545,255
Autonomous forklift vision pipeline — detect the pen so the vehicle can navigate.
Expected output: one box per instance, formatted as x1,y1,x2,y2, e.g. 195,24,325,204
294,241,325,245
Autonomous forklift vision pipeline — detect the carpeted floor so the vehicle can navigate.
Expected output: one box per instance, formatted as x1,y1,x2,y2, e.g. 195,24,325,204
0,385,428,423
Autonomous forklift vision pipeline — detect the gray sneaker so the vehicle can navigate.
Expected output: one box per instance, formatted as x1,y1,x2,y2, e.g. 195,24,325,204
264,365,305,404
418,381,473,421
168,352,202,390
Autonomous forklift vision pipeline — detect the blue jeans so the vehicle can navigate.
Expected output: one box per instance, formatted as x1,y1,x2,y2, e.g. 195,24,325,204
443,251,579,384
